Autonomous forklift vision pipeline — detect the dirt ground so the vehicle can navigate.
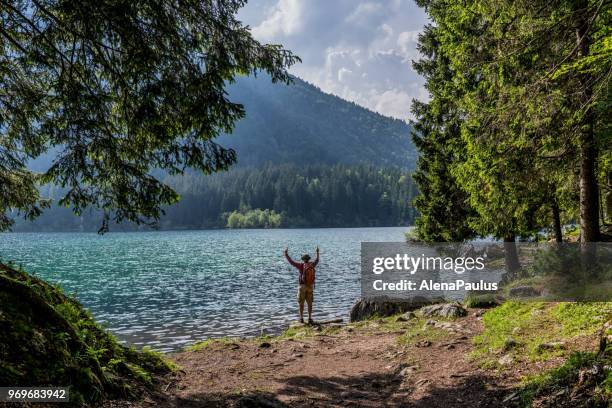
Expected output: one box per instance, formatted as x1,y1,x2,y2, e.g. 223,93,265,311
138,309,530,408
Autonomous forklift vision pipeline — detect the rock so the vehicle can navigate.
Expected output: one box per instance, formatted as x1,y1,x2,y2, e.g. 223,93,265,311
503,337,519,351
395,311,417,322
259,342,272,349
350,297,439,322
399,366,418,376
292,353,303,358
416,340,432,347
420,303,467,318
498,354,513,366
508,285,541,298
432,321,471,334
473,309,486,317
424,319,436,327
537,341,565,351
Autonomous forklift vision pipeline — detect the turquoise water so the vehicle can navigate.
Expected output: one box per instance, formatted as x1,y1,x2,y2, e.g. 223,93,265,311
0,227,408,351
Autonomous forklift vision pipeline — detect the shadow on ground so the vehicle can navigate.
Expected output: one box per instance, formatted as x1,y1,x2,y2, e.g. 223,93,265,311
158,371,516,408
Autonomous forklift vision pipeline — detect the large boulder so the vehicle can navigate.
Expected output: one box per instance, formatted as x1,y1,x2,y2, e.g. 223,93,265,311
349,297,437,322
420,303,467,318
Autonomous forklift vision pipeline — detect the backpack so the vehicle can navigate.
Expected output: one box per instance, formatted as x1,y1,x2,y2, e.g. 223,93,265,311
303,263,316,286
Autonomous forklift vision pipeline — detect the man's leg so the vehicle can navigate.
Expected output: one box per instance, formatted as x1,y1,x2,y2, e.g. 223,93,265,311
307,287,314,324
299,301,305,323
298,285,305,323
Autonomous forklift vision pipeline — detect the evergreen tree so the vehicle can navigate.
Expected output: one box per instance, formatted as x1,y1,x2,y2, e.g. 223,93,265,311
0,0,298,232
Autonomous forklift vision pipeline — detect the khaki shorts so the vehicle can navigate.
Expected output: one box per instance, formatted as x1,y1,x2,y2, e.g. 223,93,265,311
297,284,314,305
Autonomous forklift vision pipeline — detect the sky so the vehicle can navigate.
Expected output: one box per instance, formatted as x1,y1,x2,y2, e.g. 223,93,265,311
239,0,430,122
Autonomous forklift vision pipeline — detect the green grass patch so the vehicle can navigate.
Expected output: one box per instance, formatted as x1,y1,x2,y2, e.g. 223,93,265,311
471,301,611,366
186,337,238,351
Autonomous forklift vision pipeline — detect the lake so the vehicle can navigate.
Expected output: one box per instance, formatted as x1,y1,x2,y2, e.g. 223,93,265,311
0,227,408,352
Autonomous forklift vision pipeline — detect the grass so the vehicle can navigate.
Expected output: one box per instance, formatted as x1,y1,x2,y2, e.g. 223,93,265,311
517,350,612,407
397,321,449,346
471,301,612,367
186,337,238,351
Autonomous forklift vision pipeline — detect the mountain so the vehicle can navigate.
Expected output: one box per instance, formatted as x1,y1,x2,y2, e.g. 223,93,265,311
15,76,417,231
219,76,416,168
27,76,416,172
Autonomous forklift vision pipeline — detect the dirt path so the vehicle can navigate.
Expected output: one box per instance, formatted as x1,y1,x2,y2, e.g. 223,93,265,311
144,309,520,407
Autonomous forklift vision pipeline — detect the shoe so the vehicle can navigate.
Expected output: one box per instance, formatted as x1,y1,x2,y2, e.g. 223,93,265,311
308,319,314,325
299,318,304,324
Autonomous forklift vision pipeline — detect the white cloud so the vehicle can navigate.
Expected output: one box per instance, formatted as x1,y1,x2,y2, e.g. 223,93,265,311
252,0,304,39
374,89,414,119
337,67,353,82
397,30,420,59
242,0,429,120
346,2,384,24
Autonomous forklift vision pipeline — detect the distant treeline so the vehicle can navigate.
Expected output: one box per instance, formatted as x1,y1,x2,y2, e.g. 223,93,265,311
164,164,418,228
14,164,418,231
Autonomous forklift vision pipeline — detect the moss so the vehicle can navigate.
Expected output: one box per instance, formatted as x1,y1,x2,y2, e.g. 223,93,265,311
0,263,173,406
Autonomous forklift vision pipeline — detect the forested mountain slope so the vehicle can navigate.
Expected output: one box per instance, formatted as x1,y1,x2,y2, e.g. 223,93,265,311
17,76,417,231
219,76,416,168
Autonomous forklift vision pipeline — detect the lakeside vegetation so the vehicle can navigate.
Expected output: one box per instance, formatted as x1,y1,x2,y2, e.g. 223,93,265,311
226,208,282,229
0,263,174,405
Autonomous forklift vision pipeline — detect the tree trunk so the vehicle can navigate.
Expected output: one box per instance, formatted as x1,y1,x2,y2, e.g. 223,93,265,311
576,1,600,243
503,235,521,274
552,201,563,242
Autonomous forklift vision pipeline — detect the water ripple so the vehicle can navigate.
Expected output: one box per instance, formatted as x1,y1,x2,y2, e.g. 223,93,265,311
0,227,407,352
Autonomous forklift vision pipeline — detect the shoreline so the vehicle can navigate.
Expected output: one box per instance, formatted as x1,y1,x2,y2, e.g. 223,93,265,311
3,225,414,234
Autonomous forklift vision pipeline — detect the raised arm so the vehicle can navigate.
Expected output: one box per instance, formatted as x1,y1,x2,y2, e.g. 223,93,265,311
313,246,320,267
284,248,301,269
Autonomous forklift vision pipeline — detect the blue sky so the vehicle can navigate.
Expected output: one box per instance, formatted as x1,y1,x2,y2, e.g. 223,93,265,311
239,0,429,121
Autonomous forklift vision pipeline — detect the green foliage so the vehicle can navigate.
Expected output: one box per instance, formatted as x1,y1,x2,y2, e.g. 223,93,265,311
0,264,174,405
0,0,298,232
226,208,282,229
410,24,477,242
412,0,611,241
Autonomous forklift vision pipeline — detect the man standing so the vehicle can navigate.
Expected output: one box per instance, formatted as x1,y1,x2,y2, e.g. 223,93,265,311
284,246,319,324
